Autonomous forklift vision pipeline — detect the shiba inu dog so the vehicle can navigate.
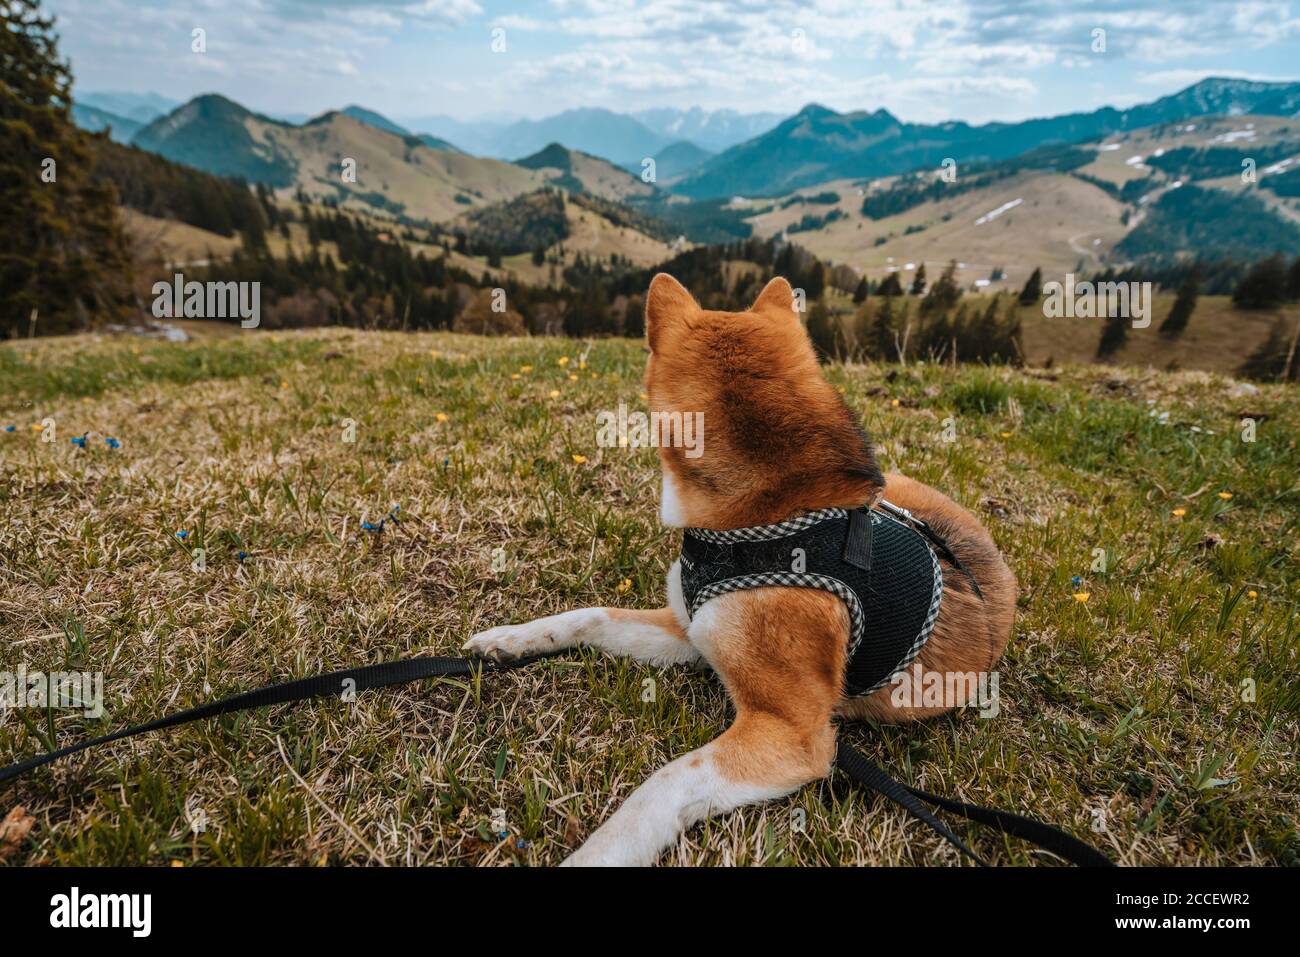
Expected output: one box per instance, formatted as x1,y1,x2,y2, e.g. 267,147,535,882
465,273,1017,866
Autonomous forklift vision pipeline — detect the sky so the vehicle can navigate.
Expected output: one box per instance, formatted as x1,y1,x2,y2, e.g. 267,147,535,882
45,0,1300,126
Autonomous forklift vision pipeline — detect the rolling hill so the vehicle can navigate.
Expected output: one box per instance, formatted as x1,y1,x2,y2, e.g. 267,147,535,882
514,143,656,202
131,95,543,223
642,140,714,182
673,78,1300,200
742,113,1300,291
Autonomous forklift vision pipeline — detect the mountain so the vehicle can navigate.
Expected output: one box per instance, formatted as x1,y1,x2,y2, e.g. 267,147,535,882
673,78,1300,199
72,103,142,143
397,108,671,164
515,143,655,202
134,94,300,186
493,108,668,164
416,133,460,152
78,91,179,124
396,114,508,154
340,105,409,136
739,113,1300,292
132,94,542,222
642,140,714,182
632,107,782,152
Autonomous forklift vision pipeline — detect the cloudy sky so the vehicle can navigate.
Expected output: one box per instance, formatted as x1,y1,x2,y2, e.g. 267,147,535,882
46,0,1300,125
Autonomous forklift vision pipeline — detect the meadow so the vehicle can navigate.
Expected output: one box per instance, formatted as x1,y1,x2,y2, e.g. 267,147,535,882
0,328,1296,865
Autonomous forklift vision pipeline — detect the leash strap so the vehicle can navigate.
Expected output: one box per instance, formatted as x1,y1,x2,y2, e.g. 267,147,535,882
1,656,1110,866
0,655,526,786
835,742,1114,867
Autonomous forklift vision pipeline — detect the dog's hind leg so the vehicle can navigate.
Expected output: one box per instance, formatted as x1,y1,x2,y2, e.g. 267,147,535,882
562,588,843,866
561,709,835,866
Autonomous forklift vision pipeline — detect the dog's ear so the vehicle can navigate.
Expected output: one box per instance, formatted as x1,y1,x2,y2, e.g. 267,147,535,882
646,273,698,351
750,276,797,317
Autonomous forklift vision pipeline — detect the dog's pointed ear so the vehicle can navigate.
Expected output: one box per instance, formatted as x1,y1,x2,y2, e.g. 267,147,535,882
751,276,797,316
646,273,698,351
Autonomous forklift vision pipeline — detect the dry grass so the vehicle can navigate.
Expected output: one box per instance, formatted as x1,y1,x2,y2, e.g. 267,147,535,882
0,328,1296,866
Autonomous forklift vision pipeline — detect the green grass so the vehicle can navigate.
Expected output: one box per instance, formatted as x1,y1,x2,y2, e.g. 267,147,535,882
1,329,1296,866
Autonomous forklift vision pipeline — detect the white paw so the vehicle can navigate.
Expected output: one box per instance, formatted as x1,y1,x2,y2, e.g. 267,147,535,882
462,622,557,661
560,841,627,867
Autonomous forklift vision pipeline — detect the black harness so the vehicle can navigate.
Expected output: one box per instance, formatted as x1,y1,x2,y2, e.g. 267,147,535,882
680,500,980,697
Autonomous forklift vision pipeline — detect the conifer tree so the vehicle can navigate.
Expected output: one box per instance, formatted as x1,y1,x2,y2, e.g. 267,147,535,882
1158,265,1199,338
1018,267,1043,306
909,263,927,296
1,0,133,337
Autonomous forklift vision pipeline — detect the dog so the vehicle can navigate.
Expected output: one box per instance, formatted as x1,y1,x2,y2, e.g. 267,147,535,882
465,273,1017,866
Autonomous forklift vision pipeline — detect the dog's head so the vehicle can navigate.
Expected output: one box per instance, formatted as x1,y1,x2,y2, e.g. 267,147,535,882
644,273,883,530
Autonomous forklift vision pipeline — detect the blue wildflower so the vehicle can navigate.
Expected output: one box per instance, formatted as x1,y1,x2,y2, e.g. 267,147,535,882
4,425,15,433
176,530,189,540
1071,575,1082,587
105,437,121,449
70,434,88,448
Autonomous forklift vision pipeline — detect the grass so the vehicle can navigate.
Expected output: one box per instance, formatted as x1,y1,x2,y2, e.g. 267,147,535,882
1,327,1297,866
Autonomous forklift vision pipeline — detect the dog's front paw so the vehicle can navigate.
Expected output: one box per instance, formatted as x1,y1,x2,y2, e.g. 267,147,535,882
463,622,555,661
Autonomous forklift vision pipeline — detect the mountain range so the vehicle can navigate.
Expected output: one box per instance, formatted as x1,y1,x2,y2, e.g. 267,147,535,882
74,76,1300,267
674,78,1300,198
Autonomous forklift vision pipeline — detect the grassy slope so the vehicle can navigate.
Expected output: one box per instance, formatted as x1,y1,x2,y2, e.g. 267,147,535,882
0,330,1296,866
746,114,1300,293
254,113,545,223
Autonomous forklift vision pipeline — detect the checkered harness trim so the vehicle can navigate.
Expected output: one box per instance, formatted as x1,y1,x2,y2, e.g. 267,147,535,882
685,504,944,697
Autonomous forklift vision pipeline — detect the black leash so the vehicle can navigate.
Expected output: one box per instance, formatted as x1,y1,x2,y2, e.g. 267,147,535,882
0,655,523,786
0,654,1111,866
834,743,1114,866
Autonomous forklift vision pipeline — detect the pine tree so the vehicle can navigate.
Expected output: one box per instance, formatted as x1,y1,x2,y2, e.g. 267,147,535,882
1287,256,1300,301
805,300,838,363
1233,254,1289,309
852,275,870,304
1,0,134,337
909,263,927,296
872,295,897,359
1018,267,1043,306
920,260,961,316
1238,316,1300,382
877,271,903,297
1158,265,1199,338
1096,310,1129,359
